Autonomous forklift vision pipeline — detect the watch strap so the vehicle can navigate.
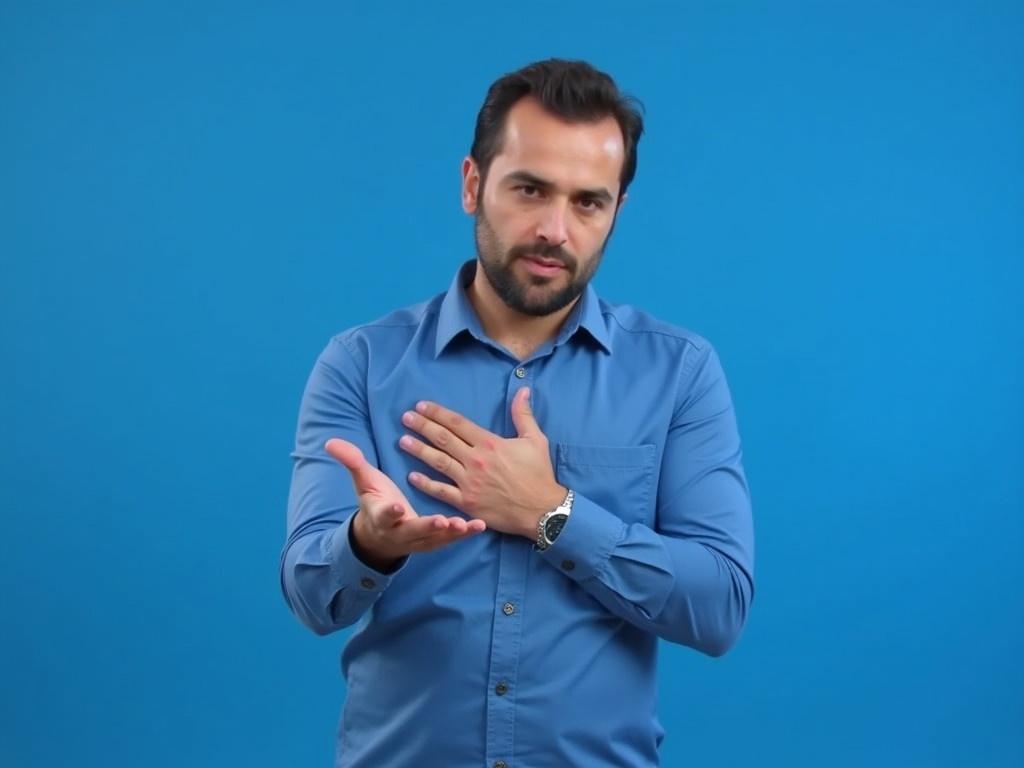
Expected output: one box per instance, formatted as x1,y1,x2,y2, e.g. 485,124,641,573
535,488,574,550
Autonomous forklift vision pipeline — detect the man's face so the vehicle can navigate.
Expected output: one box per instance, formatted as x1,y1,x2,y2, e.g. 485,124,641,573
462,96,626,317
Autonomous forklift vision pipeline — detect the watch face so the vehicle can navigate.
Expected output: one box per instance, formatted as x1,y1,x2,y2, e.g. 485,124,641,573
544,513,568,543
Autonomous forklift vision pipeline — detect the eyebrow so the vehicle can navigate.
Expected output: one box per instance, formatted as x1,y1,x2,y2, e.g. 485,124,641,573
501,170,615,204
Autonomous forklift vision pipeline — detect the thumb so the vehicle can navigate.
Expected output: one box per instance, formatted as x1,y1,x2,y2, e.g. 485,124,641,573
325,438,377,492
511,387,541,439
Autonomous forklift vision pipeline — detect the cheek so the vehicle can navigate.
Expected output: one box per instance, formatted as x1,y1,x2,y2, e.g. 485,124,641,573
571,219,609,253
494,209,537,245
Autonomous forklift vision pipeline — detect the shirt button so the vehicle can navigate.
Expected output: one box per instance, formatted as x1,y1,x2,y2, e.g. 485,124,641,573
561,560,576,572
502,602,515,616
514,366,526,378
360,577,376,589
495,681,509,696
494,762,508,768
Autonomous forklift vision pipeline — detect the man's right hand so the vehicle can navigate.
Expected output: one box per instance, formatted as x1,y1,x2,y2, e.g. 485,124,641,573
325,438,487,572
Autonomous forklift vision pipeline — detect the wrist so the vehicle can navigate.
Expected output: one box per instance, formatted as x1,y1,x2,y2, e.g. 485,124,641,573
524,483,569,540
350,509,403,573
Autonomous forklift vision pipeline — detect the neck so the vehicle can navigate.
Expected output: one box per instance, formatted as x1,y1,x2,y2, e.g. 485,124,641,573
466,260,581,360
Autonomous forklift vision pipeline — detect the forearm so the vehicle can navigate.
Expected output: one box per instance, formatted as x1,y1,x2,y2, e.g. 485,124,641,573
282,336,403,636
538,490,753,655
547,341,755,656
279,514,399,635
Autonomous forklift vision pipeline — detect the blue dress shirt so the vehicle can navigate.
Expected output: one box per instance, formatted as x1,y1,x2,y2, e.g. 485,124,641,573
281,258,754,768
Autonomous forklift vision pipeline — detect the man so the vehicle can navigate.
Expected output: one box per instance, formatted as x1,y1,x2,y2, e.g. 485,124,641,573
281,58,754,768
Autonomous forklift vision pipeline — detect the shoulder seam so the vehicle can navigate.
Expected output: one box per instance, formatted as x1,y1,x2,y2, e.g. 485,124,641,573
334,307,439,342
603,310,706,350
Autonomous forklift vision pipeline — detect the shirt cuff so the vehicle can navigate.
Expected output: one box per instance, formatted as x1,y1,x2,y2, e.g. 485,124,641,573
327,514,408,595
536,490,626,583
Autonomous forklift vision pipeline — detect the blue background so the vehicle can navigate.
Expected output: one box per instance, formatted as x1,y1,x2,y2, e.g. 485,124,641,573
2,2,1021,766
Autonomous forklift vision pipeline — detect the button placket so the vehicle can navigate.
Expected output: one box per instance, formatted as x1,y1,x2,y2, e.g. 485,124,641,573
485,363,534,767
485,534,527,767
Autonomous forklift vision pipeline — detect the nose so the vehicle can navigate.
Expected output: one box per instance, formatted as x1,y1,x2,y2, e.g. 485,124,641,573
535,200,569,248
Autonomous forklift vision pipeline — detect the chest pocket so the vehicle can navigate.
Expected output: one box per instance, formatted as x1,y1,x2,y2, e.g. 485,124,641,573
554,443,657,525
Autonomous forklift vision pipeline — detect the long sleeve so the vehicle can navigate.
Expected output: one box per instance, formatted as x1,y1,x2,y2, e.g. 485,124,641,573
537,343,755,657
280,335,405,636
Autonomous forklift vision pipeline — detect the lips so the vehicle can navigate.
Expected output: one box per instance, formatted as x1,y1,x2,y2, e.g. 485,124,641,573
523,255,565,269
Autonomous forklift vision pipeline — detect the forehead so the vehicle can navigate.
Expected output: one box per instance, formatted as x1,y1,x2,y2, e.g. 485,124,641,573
491,96,625,191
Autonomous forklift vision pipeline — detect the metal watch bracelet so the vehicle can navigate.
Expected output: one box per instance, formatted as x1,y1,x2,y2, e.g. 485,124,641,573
535,488,575,550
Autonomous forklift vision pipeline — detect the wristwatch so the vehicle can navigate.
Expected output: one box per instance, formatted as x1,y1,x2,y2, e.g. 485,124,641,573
535,489,575,551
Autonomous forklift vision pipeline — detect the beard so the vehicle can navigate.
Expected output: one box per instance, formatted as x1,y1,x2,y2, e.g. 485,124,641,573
473,203,614,318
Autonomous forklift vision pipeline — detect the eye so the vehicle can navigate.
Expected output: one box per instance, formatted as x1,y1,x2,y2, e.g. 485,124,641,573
577,197,604,212
516,184,541,198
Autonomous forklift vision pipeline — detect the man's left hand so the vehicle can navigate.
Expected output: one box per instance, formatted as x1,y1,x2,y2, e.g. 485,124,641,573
397,387,567,540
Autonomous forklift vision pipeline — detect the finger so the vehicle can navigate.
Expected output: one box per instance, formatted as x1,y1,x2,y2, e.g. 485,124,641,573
510,386,542,439
445,516,485,535
408,472,465,510
393,513,481,543
382,502,405,526
437,515,486,538
407,521,487,552
411,516,486,538
399,434,466,483
358,501,408,537
392,514,451,540
325,439,379,492
401,409,473,464
412,400,493,448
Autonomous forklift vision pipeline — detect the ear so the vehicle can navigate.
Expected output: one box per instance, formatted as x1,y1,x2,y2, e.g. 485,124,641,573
616,191,628,212
461,156,481,215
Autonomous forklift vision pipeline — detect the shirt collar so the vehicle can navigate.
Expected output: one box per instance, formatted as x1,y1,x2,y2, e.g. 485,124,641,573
434,259,612,358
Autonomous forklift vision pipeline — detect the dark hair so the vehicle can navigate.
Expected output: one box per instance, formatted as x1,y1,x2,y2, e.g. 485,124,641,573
470,58,645,199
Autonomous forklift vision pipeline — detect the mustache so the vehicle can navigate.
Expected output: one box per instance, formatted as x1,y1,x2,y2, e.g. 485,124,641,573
507,242,575,270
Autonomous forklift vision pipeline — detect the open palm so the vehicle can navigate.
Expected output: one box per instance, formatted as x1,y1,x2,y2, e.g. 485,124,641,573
325,438,486,564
